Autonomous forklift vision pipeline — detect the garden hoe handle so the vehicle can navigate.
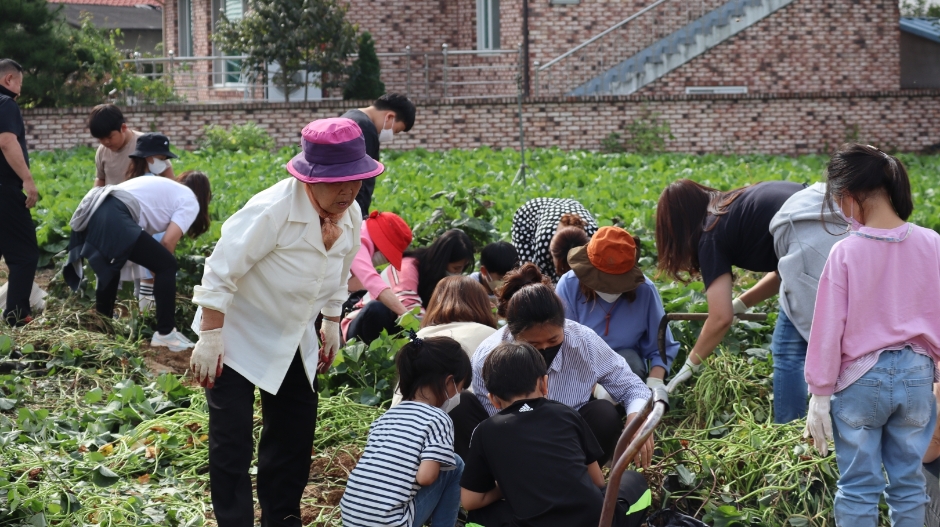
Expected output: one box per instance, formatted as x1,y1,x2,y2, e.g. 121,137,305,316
599,387,670,527
656,313,769,364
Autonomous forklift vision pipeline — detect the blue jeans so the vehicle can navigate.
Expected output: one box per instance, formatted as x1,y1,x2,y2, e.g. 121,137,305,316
831,348,936,527
412,454,464,527
771,309,809,423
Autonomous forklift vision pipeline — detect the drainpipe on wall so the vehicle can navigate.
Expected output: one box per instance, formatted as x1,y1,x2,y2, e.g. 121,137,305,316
522,0,530,96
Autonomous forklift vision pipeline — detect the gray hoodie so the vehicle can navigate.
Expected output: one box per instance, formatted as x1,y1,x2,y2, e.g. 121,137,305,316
769,182,848,340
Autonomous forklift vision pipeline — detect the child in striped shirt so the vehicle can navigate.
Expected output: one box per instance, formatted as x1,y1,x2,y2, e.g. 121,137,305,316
341,335,472,527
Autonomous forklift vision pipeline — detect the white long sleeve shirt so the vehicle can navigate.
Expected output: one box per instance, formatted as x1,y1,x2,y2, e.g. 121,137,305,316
192,177,361,394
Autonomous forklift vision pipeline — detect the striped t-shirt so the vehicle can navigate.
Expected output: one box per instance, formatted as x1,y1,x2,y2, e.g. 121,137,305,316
341,401,457,527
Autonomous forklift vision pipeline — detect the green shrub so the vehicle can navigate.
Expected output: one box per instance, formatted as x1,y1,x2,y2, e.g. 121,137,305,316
343,32,385,101
600,132,626,154
198,122,276,153
626,112,675,155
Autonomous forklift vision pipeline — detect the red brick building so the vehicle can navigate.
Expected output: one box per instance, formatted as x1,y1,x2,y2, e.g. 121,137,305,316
162,0,901,100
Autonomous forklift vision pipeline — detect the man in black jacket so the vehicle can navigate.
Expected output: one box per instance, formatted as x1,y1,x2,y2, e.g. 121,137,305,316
342,93,416,214
0,59,39,326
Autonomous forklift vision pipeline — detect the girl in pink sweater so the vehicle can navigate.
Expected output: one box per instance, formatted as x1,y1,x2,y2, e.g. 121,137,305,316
805,144,940,527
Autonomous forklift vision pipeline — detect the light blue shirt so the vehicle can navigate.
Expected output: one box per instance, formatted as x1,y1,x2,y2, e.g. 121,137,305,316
555,271,678,373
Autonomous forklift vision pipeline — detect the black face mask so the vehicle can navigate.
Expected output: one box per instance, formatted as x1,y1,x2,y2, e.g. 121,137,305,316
539,342,563,367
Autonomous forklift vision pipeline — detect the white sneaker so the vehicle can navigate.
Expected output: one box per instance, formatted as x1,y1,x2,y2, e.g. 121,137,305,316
139,295,156,313
151,328,196,352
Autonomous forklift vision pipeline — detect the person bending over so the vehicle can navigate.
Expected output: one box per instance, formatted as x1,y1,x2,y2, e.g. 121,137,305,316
343,228,474,344
460,342,650,527
470,241,519,298
449,263,651,464
511,198,598,282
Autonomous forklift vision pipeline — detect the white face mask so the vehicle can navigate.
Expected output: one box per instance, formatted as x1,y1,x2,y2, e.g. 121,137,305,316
596,291,622,303
378,116,395,143
446,271,462,277
441,380,461,413
836,197,861,230
148,158,167,175
372,251,389,267
482,271,503,293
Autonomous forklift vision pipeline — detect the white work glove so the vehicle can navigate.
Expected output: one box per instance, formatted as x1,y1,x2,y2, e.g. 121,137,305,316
732,297,747,323
318,319,341,374
646,377,665,390
666,357,703,393
804,394,833,456
190,328,224,389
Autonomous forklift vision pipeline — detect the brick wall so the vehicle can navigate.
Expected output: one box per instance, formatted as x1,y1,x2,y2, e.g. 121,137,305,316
640,0,901,94
22,91,940,155
162,0,905,100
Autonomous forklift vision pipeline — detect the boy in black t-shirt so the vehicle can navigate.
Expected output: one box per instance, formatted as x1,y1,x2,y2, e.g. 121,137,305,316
460,342,649,527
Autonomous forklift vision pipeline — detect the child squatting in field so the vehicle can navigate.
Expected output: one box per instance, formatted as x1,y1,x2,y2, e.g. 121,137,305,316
341,335,471,527
460,341,650,527
803,144,940,526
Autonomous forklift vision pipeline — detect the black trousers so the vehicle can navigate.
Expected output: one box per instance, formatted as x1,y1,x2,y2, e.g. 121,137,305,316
449,392,624,465
206,352,319,527
0,185,38,325
345,301,400,345
467,470,649,527
95,231,177,334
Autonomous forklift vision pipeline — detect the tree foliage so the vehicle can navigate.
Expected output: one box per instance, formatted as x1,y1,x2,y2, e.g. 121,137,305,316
213,0,358,102
343,32,385,100
0,0,126,108
900,0,940,17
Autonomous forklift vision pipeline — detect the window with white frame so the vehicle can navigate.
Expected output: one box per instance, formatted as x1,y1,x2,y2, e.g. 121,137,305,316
212,0,248,84
476,0,500,50
177,0,193,56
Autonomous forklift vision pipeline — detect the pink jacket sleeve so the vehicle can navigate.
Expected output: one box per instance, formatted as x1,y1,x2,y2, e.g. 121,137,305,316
385,257,422,310
805,251,849,396
350,223,390,299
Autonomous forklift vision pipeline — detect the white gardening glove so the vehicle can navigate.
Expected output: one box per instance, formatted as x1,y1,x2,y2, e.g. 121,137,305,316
804,394,833,456
318,319,341,374
190,328,224,389
666,357,703,393
732,297,747,323
646,377,665,390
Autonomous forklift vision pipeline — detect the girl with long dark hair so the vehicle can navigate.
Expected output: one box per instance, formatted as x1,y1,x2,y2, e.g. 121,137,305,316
344,228,475,344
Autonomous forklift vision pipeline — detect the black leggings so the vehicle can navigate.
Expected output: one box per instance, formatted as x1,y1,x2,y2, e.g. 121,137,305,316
96,231,177,334
449,392,625,465
345,301,401,345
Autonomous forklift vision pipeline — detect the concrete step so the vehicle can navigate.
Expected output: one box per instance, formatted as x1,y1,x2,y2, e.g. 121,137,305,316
570,0,793,96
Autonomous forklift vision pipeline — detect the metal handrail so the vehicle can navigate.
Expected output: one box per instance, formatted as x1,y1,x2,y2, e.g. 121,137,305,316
537,0,668,72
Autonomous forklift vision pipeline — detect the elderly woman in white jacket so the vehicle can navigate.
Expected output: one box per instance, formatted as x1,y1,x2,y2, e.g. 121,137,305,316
189,118,383,527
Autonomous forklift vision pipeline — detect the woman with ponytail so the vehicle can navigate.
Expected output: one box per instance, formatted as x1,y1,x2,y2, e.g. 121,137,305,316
342,335,471,527
511,198,598,281
803,144,940,525
449,263,652,467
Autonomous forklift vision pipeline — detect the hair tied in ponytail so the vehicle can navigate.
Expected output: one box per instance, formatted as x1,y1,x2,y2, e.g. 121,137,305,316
406,329,423,349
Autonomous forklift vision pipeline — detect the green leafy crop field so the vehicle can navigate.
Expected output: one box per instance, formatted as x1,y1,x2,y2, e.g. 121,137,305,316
2,147,939,526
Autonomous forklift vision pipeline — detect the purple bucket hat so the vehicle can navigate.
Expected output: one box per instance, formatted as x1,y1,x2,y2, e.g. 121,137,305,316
286,118,384,183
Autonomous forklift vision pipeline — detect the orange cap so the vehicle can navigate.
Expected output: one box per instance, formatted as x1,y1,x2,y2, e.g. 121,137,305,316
586,226,636,275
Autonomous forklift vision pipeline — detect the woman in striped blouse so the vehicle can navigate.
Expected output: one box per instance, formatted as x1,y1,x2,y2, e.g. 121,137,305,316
449,263,653,466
